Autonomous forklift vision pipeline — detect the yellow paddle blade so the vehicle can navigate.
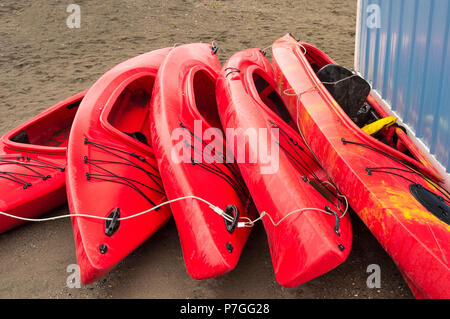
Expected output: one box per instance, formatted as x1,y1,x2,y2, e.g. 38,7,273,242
362,116,397,135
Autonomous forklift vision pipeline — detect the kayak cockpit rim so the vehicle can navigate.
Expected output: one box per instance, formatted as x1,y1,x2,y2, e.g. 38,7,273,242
99,69,158,153
284,39,442,182
2,90,87,154
183,64,223,132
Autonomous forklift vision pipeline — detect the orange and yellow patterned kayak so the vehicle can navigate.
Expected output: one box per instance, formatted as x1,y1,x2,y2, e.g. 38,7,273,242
272,33,450,298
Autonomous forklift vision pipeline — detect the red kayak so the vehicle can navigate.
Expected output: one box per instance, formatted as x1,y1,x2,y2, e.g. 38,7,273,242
216,48,352,287
67,48,172,284
0,91,86,233
272,34,450,298
150,43,254,279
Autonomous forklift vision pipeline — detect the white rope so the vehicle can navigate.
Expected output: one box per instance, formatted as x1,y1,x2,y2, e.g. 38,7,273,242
0,175,342,229
320,180,349,218
282,72,360,169
0,195,235,224
237,207,336,228
0,192,348,230
259,37,320,166
282,86,323,170
260,44,273,55
237,180,349,229
279,46,357,220
261,39,307,56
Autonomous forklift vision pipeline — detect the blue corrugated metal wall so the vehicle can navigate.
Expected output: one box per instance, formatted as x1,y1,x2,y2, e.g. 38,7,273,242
355,0,450,172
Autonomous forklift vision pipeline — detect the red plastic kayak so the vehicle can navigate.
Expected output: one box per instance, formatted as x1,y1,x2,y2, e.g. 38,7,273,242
67,48,172,284
272,34,450,298
216,48,352,287
0,91,86,233
150,43,254,279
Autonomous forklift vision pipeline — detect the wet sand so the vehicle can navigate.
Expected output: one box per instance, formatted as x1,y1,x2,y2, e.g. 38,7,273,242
0,0,412,298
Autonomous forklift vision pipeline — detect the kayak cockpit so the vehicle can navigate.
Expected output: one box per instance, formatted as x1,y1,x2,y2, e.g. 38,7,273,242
316,64,375,128
8,98,80,148
311,62,420,163
252,72,297,129
106,75,155,146
191,69,224,131
250,68,341,205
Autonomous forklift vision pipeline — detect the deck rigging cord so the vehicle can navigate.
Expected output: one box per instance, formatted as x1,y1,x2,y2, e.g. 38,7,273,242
342,138,450,202
83,138,165,206
224,67,241,78
180,123,252,204
0,156,65,189
267,38,450,202
284,78,450,202
269,119,348,216
282,76,361,168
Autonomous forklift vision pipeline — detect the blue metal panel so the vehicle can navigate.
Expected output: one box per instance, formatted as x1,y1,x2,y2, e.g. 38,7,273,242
356,0,450,172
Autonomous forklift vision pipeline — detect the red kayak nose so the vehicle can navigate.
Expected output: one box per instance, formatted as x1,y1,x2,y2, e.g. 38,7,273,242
216,48,352,287
0,90,86,234
150,43,255,280
67,48,172,284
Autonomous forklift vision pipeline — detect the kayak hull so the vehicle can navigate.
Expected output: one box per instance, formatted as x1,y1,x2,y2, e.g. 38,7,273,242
0,91,86,233
67,48,172,284
150,43,254,279
272,34,450,298
216,48,352,287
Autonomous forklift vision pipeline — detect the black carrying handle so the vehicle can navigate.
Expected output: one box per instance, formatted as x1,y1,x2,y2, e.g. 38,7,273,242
211,43,219,54
105,208,121,237
224,205,239,234
325,206,341,236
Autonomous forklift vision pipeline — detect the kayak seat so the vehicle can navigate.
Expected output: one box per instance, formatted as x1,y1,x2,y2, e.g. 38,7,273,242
124,131,148,145
317,64,373,127
10,131,30,144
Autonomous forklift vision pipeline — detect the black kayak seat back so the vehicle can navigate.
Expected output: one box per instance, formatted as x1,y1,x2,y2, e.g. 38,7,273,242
316,64,371,123
124,131,148,145
10,131,30,144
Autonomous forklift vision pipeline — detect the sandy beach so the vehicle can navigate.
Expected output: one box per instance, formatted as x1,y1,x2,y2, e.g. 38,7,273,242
0,0,412,298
